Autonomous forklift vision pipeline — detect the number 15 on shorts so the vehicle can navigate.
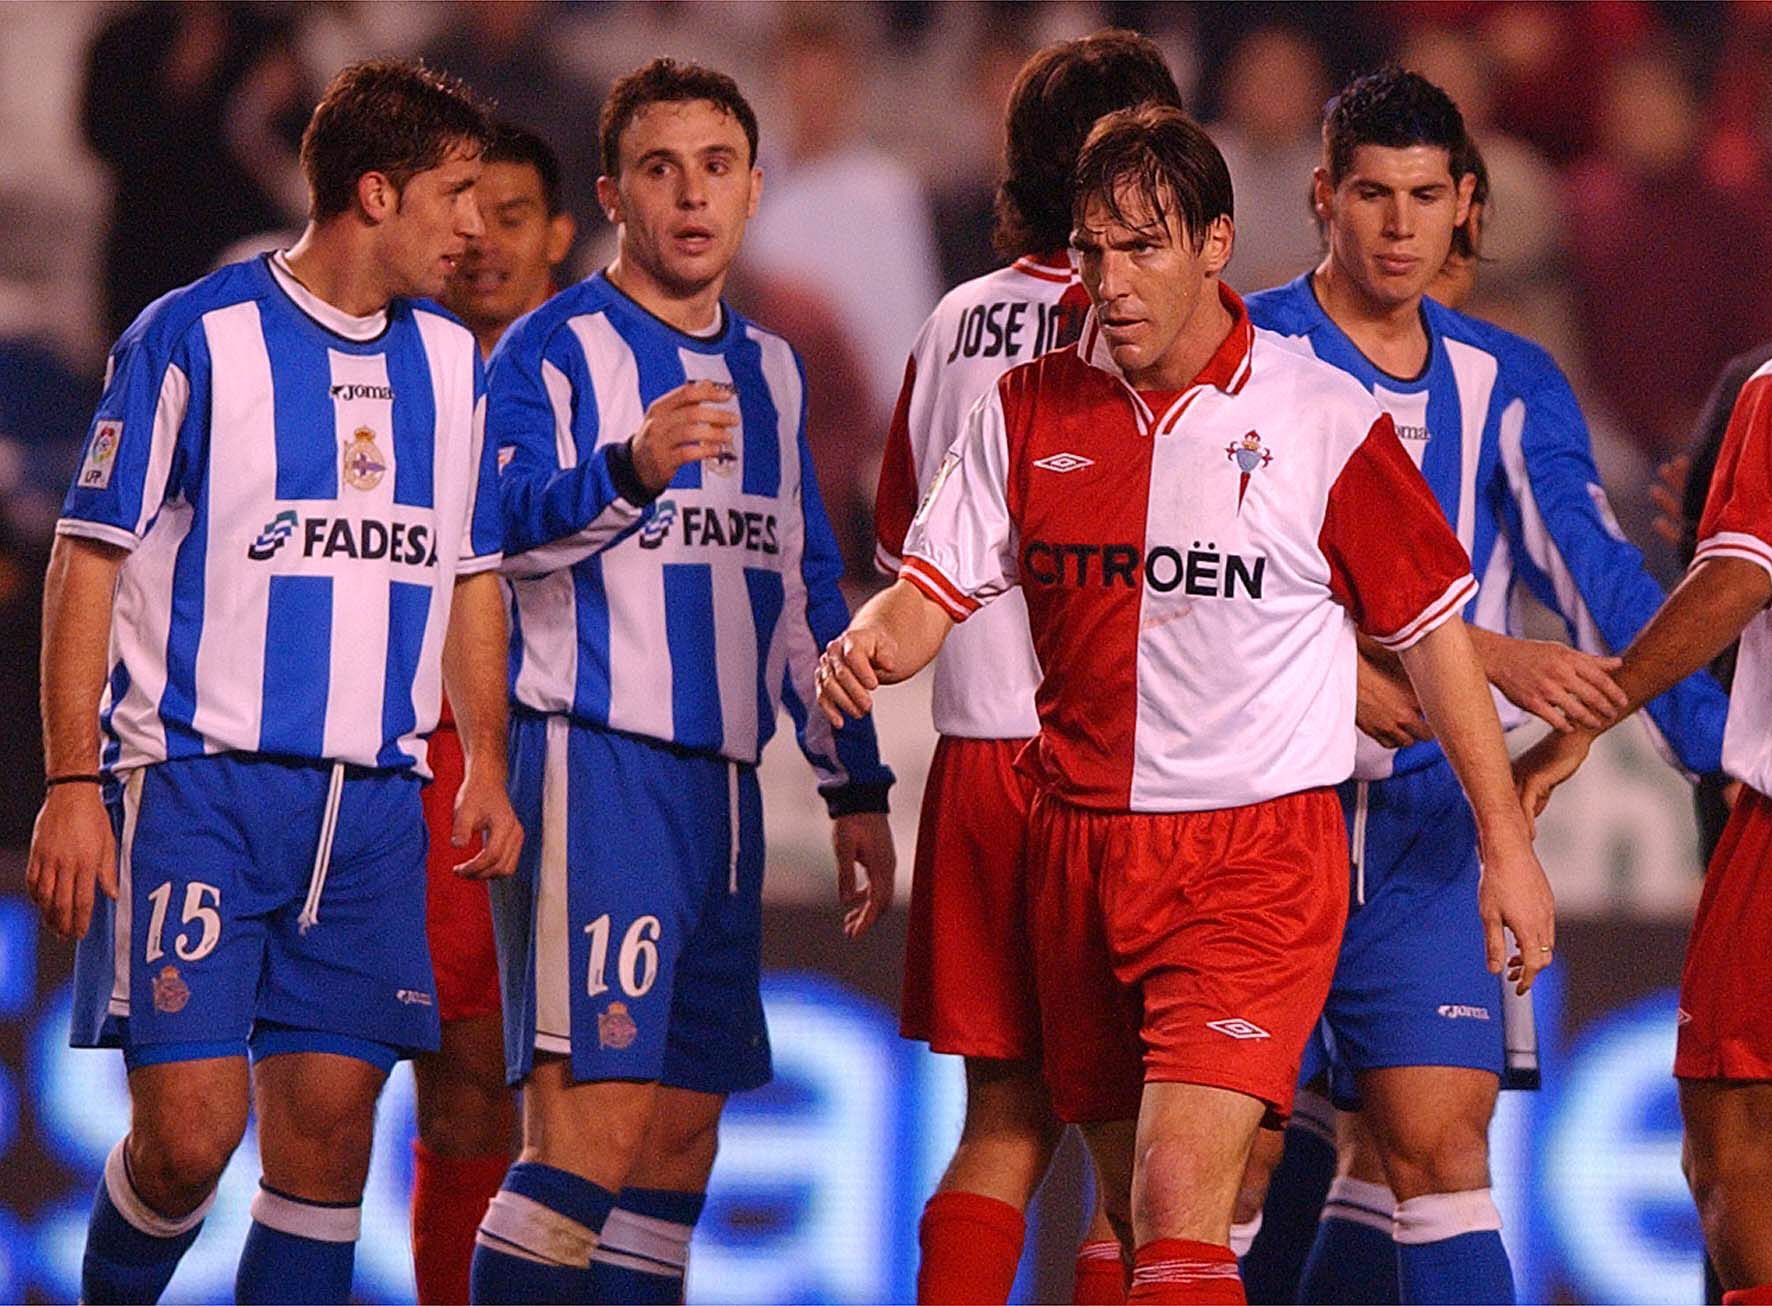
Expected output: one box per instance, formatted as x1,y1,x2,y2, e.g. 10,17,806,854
584,913,660,999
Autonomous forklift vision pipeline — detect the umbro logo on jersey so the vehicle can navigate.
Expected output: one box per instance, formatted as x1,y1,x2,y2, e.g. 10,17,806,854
244,512,439,566
1033,452,1094,473
330,382,394,402
1436,1004,1491,1021
1206,1018,1270,1040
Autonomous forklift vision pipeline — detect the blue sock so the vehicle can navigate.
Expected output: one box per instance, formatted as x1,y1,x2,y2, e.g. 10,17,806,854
1394,1191,1513,1305
1243,1093,1337,1303
469,1161,617,1304
235,1184,359,1305
82,1139,211,1304
588,1187,707,1302
1299,1177,1399,1304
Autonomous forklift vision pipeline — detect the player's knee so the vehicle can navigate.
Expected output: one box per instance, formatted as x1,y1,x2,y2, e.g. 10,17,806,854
1379,1116,1490,1199
1683,1129,1772,1211
416,1066,516,1157
129,1118,242,1213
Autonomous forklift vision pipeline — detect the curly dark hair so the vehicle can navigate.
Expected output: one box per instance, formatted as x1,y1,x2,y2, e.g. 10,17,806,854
994,29,1183,259
1322,66,1470,186
599,58,758,177
301,59,491,221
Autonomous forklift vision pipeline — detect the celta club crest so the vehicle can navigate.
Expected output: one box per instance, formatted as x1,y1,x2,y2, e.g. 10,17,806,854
152,965,190,1014
598,1000,638,1050
342,426,388,491
1225,431,1272,513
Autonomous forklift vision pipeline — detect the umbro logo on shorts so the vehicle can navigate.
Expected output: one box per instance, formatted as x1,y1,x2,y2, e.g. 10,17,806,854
1436,1004,1491,1021
1033,452,1094,473
1676,1007,1693,1026
1206,1018,1270,1040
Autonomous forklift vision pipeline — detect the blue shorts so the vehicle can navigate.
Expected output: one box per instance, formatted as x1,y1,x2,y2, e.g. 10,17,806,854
492,714,771,1094
70,755,437,1068
1299,757,1510,1109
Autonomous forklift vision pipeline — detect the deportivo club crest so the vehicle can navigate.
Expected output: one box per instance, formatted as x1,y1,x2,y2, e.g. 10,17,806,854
342,427,388,491
152,965,190,1014
1225,431,1273,513
598,1001,638,1050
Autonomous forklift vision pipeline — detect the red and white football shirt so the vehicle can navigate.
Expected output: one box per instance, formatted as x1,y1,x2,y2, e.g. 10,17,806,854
901,283,1477,812
876,253,1091,739
1693,359,1772,796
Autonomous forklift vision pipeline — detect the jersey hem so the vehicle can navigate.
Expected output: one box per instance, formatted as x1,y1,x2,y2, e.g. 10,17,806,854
1694,531,1772,584
55,518,139,551
455,551,505,577
902,556,979,621
1370,575,1478,651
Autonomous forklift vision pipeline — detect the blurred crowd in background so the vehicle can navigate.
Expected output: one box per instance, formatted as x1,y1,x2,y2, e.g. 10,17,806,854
2,0,1771,847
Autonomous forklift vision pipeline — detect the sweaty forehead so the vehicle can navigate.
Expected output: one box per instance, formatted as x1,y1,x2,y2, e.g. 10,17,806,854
620,99,748,163
1076,184,1178,242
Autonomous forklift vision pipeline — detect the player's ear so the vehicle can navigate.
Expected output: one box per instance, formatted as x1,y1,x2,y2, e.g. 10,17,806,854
596,174,622,226
1453,169,1477,229
746,165,763,220
356,170,397,224
1311,165,1334,224
545,211,577,267
1200,215,1234,277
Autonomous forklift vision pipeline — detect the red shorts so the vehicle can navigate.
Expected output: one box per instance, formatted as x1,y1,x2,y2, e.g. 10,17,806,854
900,735,1040,1059
1677,785,1772,1080
423,722,501,1025
1027,787,1347,1123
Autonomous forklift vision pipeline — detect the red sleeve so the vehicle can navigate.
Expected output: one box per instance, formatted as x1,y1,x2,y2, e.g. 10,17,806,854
1320,413,1477,649
1694,371,1772,579
872,353,919,576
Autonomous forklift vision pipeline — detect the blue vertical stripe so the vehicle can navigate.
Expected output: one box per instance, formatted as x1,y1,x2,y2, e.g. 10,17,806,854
613,310,694,489
260,306,338,500
662,563,720,751
745,567,785,752
259,575,333,756
387,311,437,508
378,580,432,767
157,332,214,758
571,556,613,722
726,331,782,498
1420,342,1461,524
100,661,130,773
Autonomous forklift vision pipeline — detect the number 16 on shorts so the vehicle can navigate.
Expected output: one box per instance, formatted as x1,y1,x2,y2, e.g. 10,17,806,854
583,912,664,1057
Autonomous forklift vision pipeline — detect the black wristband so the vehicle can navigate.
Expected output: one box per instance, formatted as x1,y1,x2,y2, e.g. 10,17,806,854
610,440,663,507
45,773,104,788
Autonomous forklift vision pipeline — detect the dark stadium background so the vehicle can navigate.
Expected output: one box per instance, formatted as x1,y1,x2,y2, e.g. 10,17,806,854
3,1,1767,1300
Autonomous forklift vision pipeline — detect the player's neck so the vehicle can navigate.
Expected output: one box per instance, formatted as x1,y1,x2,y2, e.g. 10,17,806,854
283,223,395,319
1130,280,1235,392
606,255,723,336
1311,258,1428,379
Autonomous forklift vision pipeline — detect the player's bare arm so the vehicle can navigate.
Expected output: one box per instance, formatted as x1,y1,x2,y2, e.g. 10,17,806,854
1517,555,1772,825
815,578,956,726
442,571,523,879
1396,616,1556,992
628,378,739,493
1355,636,1433,750
27,535,125,940
1465,625,1627,733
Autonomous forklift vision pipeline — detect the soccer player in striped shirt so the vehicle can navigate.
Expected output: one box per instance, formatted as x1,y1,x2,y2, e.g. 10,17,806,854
872,28,1183,1305
1239,70,1726,1306
467,60,896,1303
26,61,521,1304
820,104,1554,1305
408,123,576,1306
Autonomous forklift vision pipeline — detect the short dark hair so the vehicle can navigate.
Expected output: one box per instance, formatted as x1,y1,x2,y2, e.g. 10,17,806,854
995,29,1184,259
301,59,491,221
1072,104,1234,250
599,58,759,178
1449,137,1489,259
1322,66,1469,186
483,122,564,215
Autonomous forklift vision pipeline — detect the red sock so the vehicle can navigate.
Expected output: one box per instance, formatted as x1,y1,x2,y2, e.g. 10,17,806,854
1128,1238,1245,1304
1723,1290,1772,1304
411,1140,511,1305
1073,1237,1127,1303
916,1191,1025,1304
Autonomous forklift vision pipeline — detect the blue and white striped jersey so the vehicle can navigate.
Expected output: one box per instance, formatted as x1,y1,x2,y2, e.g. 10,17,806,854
58,253,504,780
1248,274,1727,779
489,272,892,810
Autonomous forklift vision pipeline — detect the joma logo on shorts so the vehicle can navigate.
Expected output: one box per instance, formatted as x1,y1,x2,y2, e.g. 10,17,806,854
396,989,433,1006
1435,1004,1490,1021
1206,1018,1270,1040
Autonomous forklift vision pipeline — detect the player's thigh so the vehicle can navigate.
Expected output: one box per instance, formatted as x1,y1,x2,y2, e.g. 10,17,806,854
520,1055,659,1192
413,1013,516,1157
1356,1064,1498,1198
622,1085,728,1194
254,1049,390,1201
1132,1081,1267,1245
1326,767,1504,1100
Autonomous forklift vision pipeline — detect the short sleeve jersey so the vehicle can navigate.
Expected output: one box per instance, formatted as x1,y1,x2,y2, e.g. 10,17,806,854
58,253,503,778
1694,360,1772,794
874,253,1091,739
901,284,1476,812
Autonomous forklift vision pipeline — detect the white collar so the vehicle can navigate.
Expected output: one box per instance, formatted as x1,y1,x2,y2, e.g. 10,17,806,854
269,251,389,341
